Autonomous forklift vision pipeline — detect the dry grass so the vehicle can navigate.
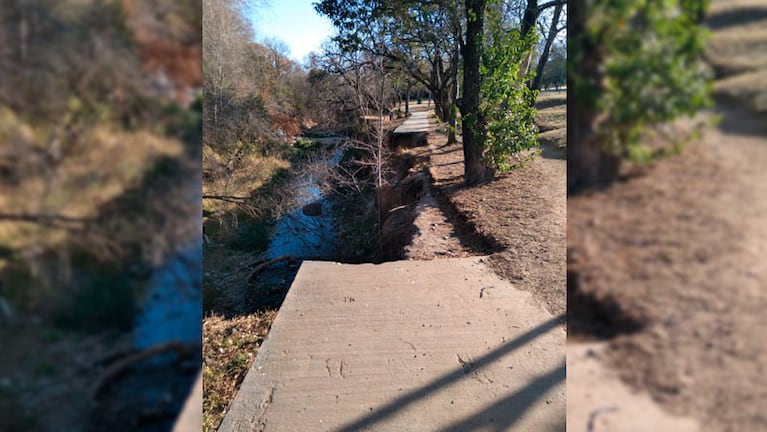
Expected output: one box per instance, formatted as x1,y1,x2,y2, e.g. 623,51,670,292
0,107,184,248
202,145,291,217
539,128,566,149
714,70,767,112
535,107,566,132
202,311,276,432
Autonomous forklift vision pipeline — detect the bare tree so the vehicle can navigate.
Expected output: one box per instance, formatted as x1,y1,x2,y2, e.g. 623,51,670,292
530,0,565,92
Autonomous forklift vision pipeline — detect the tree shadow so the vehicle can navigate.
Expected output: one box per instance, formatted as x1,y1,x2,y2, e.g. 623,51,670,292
540,142,566,160
428,183,505,256
331,314,565,432
436,364,566,432
714,97,767,139
534,96,567,110
566,270,646,340
706,6,767,31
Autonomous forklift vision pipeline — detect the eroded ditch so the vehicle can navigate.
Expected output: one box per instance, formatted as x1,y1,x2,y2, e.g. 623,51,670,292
248,130,499,315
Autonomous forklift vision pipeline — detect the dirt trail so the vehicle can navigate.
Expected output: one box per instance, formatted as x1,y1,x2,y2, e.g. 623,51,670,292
387,101,566,317
567,3,767,430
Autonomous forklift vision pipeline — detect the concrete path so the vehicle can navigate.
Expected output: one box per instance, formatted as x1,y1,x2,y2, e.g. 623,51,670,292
567,343,700,432
394,111,432,134
218,257,565,431
173,372,202,432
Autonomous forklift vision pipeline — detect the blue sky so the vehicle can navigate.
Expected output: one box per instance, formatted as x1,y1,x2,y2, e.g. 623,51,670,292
250,0,336,64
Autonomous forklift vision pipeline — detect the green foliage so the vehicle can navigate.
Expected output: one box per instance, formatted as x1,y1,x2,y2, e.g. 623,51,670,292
293,137,318,150
480,14,539,171
540,42,566,90
581,0,713,161
226,352,249,374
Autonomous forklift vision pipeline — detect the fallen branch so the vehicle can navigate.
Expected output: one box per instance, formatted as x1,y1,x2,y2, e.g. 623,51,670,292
218,253,269,278
0,212,91,230
247,255,293,282
202,194,250,203
89,341,199,399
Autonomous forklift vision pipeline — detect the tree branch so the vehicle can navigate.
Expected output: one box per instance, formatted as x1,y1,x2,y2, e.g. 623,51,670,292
0,212,91,230
248,255,293,282
202,194,250,203
539,0,566,12
90,342,199,398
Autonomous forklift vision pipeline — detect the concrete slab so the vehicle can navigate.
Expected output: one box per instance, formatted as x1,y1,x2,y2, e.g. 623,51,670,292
173,372,202,432
218,257,565,432
394,111,432,134
567,343,700,432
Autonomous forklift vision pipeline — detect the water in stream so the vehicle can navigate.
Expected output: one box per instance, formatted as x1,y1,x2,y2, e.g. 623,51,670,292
265,140,346,260
95,194,203,430
134,238,202,350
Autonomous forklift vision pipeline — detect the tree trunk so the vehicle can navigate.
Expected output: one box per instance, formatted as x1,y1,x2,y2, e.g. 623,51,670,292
567,0,620,193
447,82,457,144
531,1,563,92
448,36,460,144
405,84,411,115
460,0,490,185
519,0,539,77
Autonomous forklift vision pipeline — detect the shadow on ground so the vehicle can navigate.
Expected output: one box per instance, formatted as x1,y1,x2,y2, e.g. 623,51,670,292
331,315,565,432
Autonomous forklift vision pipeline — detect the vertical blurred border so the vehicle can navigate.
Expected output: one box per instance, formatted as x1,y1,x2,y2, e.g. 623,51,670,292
0,0,202,431
567,0,767,430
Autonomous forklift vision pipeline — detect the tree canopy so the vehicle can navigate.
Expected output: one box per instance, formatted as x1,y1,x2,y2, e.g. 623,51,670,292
315,0,560,183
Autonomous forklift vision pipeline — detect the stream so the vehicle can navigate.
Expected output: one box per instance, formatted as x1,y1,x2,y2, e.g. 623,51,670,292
134,238,203,350
94,193,203,430
101,137,347,428
265,138,346,260
132,137,347,335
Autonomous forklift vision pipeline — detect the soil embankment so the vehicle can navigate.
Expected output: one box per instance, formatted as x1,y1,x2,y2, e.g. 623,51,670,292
381,98,566,318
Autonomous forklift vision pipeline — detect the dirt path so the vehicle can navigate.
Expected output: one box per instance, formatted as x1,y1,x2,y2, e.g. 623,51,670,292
569,102,767,432
383,100,566,317
421,133,566,317
567,3,767,429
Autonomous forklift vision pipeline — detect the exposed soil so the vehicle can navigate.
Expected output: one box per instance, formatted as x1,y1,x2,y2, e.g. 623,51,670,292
567,2,767,430
383,98,566,317
569,104,767,431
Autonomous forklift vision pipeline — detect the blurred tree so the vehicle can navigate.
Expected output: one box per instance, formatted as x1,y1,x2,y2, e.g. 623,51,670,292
568,0,712,192
0,0,201,320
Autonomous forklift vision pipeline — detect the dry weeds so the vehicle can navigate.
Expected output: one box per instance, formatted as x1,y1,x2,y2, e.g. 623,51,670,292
202,311,276,432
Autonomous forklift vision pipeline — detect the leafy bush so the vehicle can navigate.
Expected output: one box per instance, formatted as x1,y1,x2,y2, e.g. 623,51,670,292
581,0,713,161
480,10,539,171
